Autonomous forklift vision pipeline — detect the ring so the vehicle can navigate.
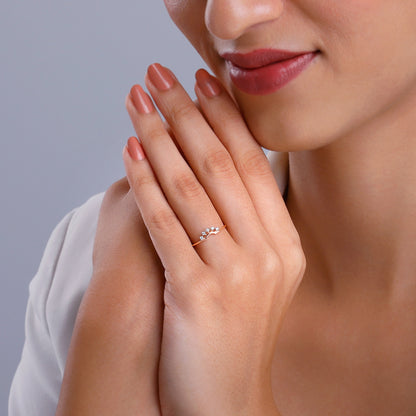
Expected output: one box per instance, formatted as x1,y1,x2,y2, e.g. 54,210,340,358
191,225,227,246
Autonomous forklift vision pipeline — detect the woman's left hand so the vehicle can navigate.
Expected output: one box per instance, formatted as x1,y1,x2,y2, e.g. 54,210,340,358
123,64,306,416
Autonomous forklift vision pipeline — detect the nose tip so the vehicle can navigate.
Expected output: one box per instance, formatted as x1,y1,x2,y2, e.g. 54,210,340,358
205,0,284,40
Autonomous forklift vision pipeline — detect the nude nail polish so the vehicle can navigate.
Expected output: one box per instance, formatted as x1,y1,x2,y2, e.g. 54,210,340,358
130,85,154,114
147,63,174,91
127,137,145,161
195,69,221,98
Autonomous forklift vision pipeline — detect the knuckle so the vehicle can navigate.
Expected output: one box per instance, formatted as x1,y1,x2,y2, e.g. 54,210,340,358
264,250,283,274
237,150,271,178
258,249,284,281
221,110,242,127
202,149,235,177
284,242,307,278
211,105,241,128
146,126,167,143
297,250,307,276
170,102,196,124
172,173,203,200
147,209,177,233
132,173,155,192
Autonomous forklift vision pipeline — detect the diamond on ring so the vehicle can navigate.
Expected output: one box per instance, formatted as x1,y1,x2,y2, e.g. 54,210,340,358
191,224,227,247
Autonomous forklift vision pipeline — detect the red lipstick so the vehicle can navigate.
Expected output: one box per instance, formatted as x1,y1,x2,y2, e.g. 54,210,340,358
221,49,319,95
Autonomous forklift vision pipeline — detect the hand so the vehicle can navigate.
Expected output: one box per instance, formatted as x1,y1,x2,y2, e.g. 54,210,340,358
56,181,164,416
123,64,306,416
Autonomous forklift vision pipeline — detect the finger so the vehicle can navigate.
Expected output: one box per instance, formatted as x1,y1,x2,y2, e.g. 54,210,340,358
140,63,266,248
127,92,184,160
125,88,234,264
194,69,300,248
122,137,205,279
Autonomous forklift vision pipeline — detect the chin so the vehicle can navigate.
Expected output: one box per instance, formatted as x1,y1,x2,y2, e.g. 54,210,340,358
237,100,339,153
221,74,337,152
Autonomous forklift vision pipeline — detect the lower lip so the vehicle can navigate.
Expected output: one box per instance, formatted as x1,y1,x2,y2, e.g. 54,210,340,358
227,51,319,95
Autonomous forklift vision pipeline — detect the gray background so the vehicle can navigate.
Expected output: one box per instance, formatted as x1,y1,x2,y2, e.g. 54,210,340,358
1,1,205,412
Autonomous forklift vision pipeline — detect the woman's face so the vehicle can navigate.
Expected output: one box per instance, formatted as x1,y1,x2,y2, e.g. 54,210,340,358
163,0,416,151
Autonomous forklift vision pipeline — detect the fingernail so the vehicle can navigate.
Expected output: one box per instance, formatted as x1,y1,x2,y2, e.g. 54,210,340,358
195,69,221,98
147,63,174,91
130,85,154,114
126,137,146,161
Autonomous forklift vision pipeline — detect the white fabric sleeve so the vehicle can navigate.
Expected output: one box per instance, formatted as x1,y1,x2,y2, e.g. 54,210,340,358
8,209,76,416
8,192,104,416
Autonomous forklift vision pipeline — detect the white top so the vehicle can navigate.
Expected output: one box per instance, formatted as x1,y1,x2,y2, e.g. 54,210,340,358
8,151,289,415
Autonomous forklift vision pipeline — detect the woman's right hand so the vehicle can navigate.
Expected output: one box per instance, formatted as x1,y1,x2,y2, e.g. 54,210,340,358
55,178,165,416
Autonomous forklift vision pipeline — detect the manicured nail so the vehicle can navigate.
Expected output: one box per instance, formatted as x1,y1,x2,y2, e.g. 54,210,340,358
130,85,154,114
147,63,174,91
126,137,146,161
195,69,221,98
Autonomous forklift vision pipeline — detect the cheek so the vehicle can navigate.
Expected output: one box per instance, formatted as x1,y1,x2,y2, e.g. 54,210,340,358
163,0,185,17
163,0,208,50
327,1,416,90
163,0,187,26
163,0,203,33
163,0,198,36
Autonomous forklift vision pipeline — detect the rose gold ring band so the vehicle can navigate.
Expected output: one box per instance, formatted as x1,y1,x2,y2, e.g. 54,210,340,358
191,225,227,247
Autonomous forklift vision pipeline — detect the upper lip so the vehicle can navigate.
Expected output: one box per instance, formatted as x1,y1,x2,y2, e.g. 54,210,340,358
220,49,318,69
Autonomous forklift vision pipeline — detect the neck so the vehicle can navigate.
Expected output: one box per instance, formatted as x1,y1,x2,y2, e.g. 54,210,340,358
278,89,416,301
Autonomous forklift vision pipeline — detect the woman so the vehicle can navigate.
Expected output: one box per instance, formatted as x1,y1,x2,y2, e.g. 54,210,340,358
9,0,416,415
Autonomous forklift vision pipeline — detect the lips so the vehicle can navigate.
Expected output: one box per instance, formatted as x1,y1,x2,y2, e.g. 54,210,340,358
220,49,320,95
220,49,317,69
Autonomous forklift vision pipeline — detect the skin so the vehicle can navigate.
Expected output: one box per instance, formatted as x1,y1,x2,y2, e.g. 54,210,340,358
56,1,416,415
162,1,416,413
